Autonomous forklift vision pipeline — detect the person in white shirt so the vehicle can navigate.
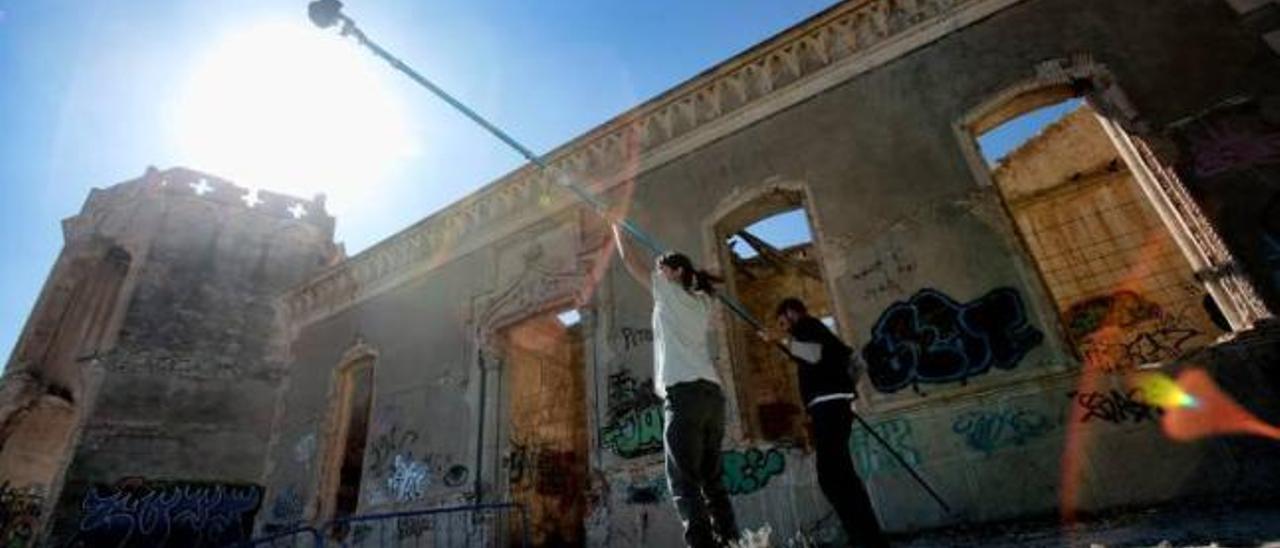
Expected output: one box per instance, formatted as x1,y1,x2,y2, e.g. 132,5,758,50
612,223,739,548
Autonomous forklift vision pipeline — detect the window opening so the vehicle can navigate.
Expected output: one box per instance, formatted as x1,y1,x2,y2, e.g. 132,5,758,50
502,310,588,545
324,357,374,528
718,199,833,442
974,96,1224,371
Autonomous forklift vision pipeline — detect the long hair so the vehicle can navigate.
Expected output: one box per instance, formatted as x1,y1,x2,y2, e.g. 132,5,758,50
658,252,722,295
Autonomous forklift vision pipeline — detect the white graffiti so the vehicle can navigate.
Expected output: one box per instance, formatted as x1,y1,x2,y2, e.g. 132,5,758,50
293,433,316,465
386,454,429,502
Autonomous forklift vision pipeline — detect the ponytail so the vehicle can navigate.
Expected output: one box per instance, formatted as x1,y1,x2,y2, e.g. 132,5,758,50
658,252,722,296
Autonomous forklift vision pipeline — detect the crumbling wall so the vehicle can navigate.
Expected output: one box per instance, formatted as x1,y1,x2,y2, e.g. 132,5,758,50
993,106,1226,371
262,0,1280,545
0,167,339,547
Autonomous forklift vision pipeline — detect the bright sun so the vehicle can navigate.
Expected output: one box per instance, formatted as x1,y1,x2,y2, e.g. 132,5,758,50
173,20,419,204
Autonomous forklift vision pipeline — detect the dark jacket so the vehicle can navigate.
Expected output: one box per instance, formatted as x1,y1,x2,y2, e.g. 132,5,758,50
785,316,856,408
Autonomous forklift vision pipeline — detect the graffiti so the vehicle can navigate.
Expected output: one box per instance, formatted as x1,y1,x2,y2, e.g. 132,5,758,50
848,247,916,300
952,408,1054,455
619,328,654,351
443,465,470,488
368,425,419,476
862,288,1044,394
386,454,430,502
623,477,668,505
1069,389,1163,424
721,448,786,496
70,478,262,547
1064,291,1163,340
600,371,664,459
507,442,531,485
1078,312,1202,372
0,482,42,548
293,433,316,465
850,418,921,477
507,442,581,500
1181,108,1280,179
268,485,304,523
397,515,433,541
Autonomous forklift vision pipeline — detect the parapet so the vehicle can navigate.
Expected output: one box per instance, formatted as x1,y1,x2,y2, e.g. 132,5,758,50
73,166,336,239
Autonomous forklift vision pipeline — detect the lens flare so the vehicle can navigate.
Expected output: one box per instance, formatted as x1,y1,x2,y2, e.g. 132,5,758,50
1130,371,1198,410
1132,368,1280,442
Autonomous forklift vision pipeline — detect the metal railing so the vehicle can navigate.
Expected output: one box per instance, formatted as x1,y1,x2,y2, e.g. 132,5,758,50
235,503,529,548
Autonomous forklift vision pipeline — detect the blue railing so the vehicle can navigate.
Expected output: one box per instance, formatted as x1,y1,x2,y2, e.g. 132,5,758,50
236,503,529,548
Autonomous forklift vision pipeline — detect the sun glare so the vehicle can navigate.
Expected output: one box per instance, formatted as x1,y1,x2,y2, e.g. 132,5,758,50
172,21,419,206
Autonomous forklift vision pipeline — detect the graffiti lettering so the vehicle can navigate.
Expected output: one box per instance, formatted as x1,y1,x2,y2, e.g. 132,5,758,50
850,418,920,476
600,371,664,459
721,448,785,496
1078,312,1203,372
952,408,1054,455
862,288,1044,394
387,454,430,502
1069,389,1163,424
397,515,433,541
619,328,654,351
506,442,581,502
368,425,418,477
71,478,262,547
0,482,42,548
1064,291,1163,340
849,248,916,300
506,442,530,485
601,406,663,459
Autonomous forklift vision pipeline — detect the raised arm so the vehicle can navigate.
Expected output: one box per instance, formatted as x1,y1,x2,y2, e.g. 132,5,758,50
612,223,652,292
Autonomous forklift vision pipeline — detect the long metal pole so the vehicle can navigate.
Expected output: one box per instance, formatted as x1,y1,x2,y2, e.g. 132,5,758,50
852,411,951,513
331,14,765,329
317,5,948,512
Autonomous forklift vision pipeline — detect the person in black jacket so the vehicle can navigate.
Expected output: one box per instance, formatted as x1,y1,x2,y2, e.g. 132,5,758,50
761,298,888,548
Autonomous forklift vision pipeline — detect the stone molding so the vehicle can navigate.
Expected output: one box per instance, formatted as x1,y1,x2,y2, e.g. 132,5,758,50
282,0,1029,328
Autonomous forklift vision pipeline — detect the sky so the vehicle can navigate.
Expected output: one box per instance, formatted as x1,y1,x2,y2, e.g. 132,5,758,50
0,0,841,360
0,0,1072,362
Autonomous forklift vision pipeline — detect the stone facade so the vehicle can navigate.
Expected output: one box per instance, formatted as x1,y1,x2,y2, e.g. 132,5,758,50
6,0,1280,546
0,168,339,546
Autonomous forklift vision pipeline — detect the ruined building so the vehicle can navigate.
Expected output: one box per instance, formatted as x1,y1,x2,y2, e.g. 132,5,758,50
4,0,1280,545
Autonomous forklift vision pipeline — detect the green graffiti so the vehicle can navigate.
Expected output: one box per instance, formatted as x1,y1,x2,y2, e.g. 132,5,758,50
721,448,785,495
849,418,920,476
601,404,663,458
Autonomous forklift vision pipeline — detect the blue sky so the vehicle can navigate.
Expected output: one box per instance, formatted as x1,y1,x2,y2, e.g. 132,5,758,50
0,0,1074,361
0,0,838,360
978,98,1084,165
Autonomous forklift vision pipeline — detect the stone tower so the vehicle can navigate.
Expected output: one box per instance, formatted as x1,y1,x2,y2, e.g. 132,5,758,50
0,167,341,547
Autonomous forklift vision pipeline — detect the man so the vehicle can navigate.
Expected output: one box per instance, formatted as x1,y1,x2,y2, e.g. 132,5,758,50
612,223,739,548
762,298,888,548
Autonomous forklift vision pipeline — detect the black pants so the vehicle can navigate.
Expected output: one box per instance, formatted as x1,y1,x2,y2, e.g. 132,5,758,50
810,400,889,548
664,380,739,548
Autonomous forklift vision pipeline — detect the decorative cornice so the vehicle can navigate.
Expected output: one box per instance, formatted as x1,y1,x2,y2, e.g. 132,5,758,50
283,0,1026,328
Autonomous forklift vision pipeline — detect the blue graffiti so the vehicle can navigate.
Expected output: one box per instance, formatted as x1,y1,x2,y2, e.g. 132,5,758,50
862,288,1044,394
71,478,262,547
952,408,1055,455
